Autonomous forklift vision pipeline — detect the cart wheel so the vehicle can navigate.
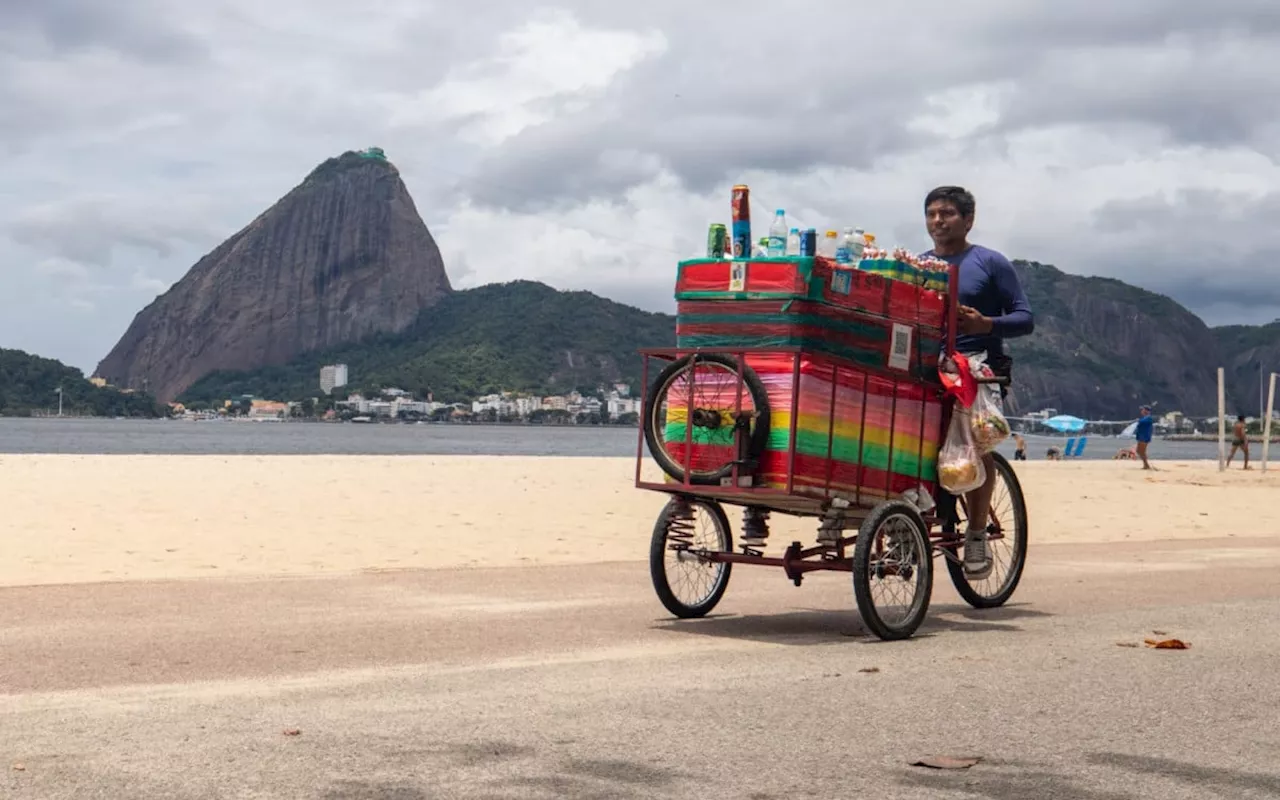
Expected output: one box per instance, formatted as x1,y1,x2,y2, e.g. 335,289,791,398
643,354,771,486
945,451,1029,609
650,497,733,619
852,500,933,641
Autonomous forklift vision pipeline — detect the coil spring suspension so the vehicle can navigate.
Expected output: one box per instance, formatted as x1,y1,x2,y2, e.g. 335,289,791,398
741,506,770,547
816,511,845,545
666,499,696,549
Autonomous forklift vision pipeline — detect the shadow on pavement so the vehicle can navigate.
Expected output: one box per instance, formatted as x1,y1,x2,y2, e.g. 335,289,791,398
649,603,1051,646
322,739,692,800
1087,752,1280,796
898,752,1280,799
898,757,1135,800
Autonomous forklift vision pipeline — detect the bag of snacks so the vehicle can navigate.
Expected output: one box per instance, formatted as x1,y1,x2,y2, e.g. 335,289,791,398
967,354,1010,454
938,407,987,495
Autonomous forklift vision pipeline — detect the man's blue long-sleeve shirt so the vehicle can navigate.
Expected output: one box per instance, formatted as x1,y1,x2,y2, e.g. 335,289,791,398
922,244,1035,356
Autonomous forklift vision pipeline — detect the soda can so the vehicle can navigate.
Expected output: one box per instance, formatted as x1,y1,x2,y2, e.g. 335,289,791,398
707,223,727,258
800,228,817,256
731,184,751,258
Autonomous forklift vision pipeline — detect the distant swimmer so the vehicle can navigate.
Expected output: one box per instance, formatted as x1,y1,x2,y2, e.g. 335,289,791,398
1227,414,1251,469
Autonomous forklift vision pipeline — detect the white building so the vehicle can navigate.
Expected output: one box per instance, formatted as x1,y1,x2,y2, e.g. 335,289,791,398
607,394,640,419
320,364,349,395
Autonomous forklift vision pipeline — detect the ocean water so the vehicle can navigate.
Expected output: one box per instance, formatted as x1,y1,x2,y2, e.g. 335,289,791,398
0,417,1229,461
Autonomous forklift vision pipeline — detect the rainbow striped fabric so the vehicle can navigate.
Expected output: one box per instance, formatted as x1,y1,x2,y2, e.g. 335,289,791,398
660,352,942,504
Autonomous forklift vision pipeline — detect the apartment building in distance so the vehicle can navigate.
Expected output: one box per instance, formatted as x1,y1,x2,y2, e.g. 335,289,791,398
319,363,349,395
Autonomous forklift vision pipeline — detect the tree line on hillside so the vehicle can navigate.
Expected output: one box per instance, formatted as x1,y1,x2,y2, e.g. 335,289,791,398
0,348,161,417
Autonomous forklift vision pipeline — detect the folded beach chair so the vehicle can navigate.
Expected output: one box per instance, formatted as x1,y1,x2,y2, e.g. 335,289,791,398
1069,436,1088,458
1063,437,1077,457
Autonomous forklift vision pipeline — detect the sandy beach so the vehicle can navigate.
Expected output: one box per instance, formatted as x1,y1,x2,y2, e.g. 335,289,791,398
3,455,1279,588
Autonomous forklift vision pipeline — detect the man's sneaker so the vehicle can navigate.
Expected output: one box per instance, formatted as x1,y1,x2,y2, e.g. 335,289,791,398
964,528,993,580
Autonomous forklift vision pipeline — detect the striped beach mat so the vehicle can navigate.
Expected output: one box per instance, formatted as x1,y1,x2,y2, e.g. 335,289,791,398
675,299,943,384
660,352,943,504
675,257,947,329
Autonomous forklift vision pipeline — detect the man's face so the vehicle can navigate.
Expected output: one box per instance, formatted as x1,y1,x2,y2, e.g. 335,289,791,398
1140,408,1149,417
926,200,971,247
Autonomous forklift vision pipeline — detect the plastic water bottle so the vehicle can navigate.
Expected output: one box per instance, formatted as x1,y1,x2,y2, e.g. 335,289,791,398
852,227,867,260
818,230,839,258
767,210,788,257
835,227,855,264
785,227,801,256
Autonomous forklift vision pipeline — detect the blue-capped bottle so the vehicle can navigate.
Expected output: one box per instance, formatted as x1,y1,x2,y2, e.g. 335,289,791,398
767,209,788,257
835,227,858,264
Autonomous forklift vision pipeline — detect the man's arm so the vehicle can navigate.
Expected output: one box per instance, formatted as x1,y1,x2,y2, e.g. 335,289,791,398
987,252,1034,337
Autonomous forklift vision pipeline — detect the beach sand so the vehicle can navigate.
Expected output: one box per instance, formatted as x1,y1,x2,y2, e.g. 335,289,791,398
3,455,1279,587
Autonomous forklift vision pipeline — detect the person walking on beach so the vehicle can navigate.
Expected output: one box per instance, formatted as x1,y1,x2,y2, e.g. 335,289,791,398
1227,414,1251,469
923,186,1035,580
1135,405,1155,470
1013,433,1027,461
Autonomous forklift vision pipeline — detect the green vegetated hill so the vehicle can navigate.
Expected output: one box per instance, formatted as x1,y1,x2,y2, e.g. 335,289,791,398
1212,322,1280,415
180,280,675,404
1005,261,1222,419
0,348,161,417
178,266,1278,420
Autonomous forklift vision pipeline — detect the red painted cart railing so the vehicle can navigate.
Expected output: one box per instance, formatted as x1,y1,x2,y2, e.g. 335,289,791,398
635,258,1028,640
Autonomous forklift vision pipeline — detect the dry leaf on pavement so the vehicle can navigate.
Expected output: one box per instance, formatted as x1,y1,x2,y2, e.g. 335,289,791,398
1144,638,1190,649
1116,642,1139,648
859,667,881,673
911,756,982,770
282,728,302,736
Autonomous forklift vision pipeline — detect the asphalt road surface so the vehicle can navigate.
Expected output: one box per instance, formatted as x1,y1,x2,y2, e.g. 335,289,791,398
4,537,1280,799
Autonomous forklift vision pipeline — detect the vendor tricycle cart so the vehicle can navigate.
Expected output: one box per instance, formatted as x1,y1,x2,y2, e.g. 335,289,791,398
635,255,1028,641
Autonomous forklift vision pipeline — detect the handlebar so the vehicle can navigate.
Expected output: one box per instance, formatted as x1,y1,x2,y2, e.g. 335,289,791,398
975,376,1011,387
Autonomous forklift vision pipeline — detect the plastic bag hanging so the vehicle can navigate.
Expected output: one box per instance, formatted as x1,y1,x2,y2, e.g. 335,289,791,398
938,407,987,495
966,353,1010,454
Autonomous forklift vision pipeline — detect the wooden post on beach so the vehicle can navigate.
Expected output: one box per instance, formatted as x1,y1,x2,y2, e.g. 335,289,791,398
1217,367,1226,472
1264,373,1277,473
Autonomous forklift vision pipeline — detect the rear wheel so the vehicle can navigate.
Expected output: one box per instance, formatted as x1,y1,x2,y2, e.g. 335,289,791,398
945,452,1029,609
852,500,933,641
649,497,733,618
643,354,770,485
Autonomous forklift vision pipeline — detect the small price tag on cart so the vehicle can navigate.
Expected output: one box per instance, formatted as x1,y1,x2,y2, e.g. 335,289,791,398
888,323,912,371
729,261,747,292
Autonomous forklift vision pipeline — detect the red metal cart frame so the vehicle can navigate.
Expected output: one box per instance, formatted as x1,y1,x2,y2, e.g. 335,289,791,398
635,261,1029,640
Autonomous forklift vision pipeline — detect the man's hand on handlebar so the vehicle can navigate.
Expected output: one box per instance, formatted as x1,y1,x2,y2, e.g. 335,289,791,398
957,305,994,335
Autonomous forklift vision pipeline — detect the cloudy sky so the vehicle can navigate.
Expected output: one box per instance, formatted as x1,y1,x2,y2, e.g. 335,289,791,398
3,0,1279,373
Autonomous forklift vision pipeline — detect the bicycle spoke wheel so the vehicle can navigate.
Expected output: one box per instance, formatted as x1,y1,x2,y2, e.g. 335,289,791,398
946,452,1029,608
643,354,770,485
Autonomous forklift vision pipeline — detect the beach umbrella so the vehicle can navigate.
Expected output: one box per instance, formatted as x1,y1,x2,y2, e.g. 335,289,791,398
1042,414,1087,433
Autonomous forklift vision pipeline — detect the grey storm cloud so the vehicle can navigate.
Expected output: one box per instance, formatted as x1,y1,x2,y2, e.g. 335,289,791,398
1085,190,1280,319
2,0,1280,370
464,0,1280,211
0,0,207,61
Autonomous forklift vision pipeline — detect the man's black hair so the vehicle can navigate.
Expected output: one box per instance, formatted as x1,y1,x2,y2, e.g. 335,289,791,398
925,186,976,218
1238,414,1247,421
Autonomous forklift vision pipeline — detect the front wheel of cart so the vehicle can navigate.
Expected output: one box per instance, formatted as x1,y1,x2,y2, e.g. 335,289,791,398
650,496,733,619
945,451,1029,609
852,500,934,641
